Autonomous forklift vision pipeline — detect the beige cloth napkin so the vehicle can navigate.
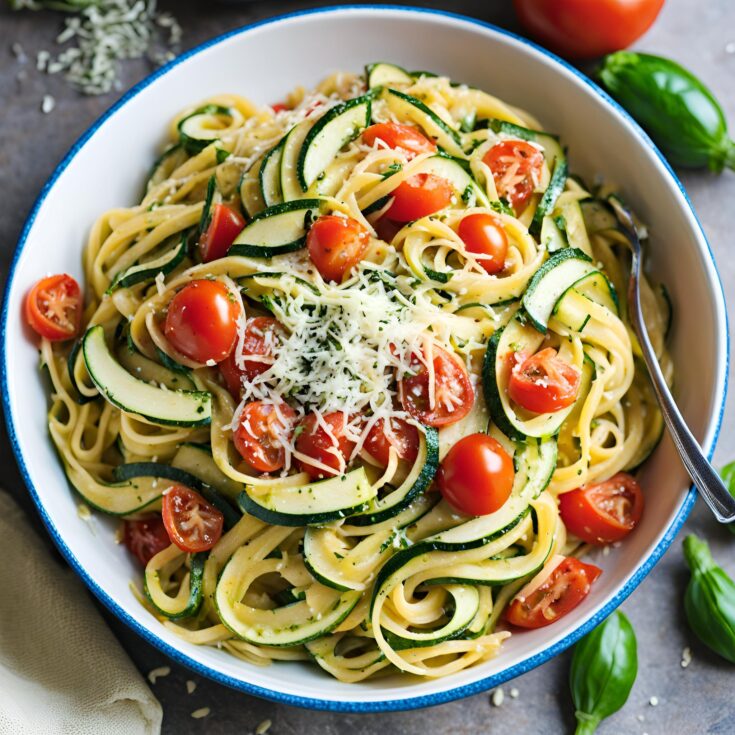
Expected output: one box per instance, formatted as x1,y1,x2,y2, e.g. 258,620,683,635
0,489,162,735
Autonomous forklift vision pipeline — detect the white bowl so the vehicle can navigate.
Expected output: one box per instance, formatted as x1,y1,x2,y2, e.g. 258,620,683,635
2,6,729,712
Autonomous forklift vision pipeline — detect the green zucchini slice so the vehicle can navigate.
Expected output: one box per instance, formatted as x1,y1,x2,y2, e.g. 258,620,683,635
82,326,211,427
228,199,324,258
522,248,596,332
383,88,464,157
238,466,377,526
297,94,372,191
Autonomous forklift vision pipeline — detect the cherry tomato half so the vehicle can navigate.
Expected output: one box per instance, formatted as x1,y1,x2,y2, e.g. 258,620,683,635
437,434,515,516
25,274,83,342
307,215,370,283
219,316,281,398
387,173,454,222
233,400,297,473
399,345,474,427
458,213,509,275
199,203,245,263
364,418,420,467
164,279,240,364
362,123,437,159
296,411,356,480
508,348,581,414
123,515,170,566
483,140,544,213
505,556,602,629
514,0,665,60
559,472,644,545
161,484,224,553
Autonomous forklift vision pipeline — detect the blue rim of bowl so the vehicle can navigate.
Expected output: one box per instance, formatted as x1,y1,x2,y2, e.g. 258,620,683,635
1,4,729,713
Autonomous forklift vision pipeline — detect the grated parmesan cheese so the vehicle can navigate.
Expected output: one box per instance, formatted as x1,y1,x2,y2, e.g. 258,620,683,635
13,0,181,96
231,263,465,462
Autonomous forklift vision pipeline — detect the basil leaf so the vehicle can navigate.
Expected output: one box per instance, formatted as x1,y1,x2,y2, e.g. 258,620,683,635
569,611,637,735
598,52,735,173
683,534,735,663
720,462,735,535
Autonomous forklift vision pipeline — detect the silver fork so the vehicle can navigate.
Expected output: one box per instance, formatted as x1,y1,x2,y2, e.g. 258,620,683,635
608,195,735,523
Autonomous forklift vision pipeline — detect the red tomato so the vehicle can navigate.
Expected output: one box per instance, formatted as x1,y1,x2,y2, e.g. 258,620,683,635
458,213,509,275
483,140,544,212
233,400,297,473
199,203,245,263
505,556,602,628
307,215,370,282
123,515,170,566
364,418,420,466
25,274,83,342
514,0,664,60
164,279,240,364
161,484,224,553
271,102,290,113
508,348,581,413
399,345,474,427
296,411,356,480
437,434,515,516
219,316,281,398
559,472,644,545
362,123,437,159
387,173,453,222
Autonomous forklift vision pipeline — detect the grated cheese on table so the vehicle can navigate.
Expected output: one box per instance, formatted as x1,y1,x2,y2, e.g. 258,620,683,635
12,0,181,96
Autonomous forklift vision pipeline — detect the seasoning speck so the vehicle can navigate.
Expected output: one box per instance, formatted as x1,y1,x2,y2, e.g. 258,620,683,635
191,707,210,719
681,646,692,668
256,719,272,735
41,95,56,115
147,666,171,684
509,687,519,699
186,679,197,694
491,687,504,707
649,696,659,707
12,42,27,62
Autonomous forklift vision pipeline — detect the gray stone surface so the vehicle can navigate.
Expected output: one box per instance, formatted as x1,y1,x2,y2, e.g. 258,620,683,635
0,1,733,733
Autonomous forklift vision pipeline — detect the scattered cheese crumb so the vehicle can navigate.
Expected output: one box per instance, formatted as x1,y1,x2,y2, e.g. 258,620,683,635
191,707,210,719
649,696,659,707
186,680,197,694
638,714,645,722
491,687,504,707
681,646,692,668
726,41,735,54
256,719,272,735
41,94,55,114
77,503,92,520
147,666,171,684
509,687,519,699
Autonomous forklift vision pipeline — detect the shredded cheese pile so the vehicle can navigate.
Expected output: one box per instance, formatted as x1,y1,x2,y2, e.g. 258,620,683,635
231,262,466,465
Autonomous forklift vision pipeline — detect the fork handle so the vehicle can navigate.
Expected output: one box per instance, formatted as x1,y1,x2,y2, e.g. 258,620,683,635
628,266,735,523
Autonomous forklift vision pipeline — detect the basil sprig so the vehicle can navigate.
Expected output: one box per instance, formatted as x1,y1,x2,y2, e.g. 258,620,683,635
720,462,735,535
598,52,735,173
683,534,735,663
569,611,637,735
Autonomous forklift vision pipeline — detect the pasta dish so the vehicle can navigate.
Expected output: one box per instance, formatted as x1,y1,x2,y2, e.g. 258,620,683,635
27,63,672,681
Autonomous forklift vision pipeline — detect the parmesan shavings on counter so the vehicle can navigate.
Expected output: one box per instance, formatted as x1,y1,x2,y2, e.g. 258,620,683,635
12,0,181,96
